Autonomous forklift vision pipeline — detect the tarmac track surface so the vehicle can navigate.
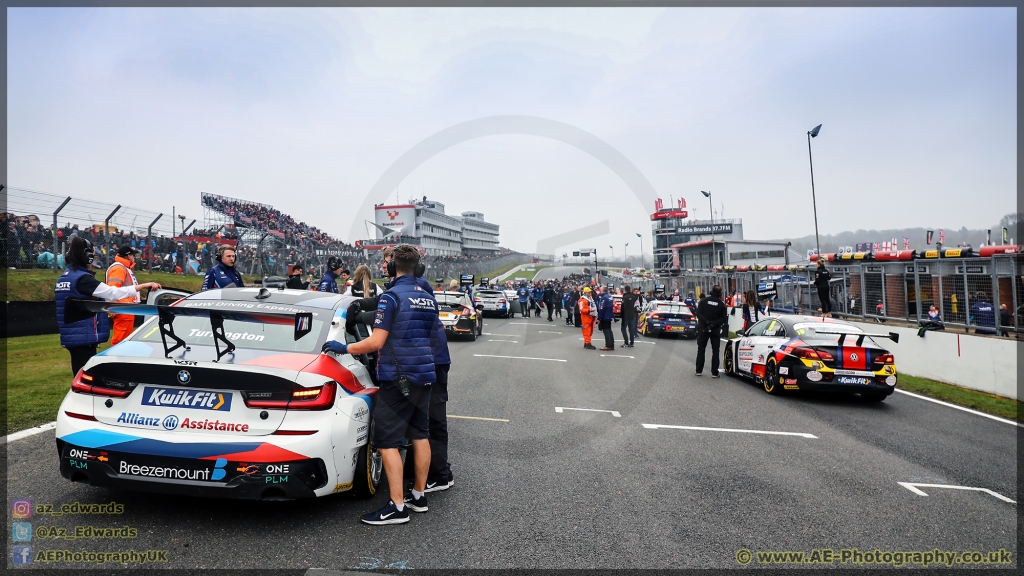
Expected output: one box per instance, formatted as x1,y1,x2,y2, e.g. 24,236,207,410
6,312,1017,570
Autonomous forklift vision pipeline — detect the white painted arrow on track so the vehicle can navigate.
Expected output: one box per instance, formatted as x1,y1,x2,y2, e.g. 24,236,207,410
897,482,1016,503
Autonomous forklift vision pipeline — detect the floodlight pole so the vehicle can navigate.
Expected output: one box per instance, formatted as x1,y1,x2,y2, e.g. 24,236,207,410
52,196,72,270
104,205,122,268
807,124,822,257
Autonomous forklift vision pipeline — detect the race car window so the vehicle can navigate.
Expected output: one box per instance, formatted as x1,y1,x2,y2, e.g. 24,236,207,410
435,293,468,307
744,319,771,336
132,315,328,353
765,321,787,338
655,304,693,316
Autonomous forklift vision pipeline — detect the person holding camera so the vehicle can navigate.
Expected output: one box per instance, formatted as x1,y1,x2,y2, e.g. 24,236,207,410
322,245,439,525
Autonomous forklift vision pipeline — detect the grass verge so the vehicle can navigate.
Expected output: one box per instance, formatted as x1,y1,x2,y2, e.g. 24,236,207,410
4,334,112,434
6,269,263,301
896,373,1022,423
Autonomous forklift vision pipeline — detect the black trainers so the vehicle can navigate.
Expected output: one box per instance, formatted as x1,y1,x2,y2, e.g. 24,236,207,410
424,475,454,493
403,492,429,513
711,373,720,378
695,371,702,377
360,500,410,525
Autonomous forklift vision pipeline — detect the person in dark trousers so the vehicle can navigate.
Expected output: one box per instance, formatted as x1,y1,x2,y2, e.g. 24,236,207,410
322,245,439,525
620,285,639,347
597,287,616,350
569,285,581,327
554,286,564,319
516,283,530,318
543,283,556,321
999,304,1012,337
56,237,161,374
814,260,832,317
694,284,729,378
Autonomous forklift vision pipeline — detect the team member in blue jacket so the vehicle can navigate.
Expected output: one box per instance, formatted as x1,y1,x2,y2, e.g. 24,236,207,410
322,245,439,525
516,283,530,318
597,286,617,350
200,246,244,291
530,285,543,317
56,237,161,374
970,292,997,335
317,257,343,293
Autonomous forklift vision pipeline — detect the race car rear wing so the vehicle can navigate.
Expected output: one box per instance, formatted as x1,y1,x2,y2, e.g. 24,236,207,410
808,329,900,346
66,299,313,362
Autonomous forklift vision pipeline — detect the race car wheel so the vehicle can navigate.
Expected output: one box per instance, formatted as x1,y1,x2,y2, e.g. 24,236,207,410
352,422,382,498
468,325,477,341
723,345,735,376
477,317,483,336
861,392,888,402
762,357,783,395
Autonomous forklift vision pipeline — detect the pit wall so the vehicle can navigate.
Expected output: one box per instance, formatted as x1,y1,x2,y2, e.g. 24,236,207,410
727,309,1019,401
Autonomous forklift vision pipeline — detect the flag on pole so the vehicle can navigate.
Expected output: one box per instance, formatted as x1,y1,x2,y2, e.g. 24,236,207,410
939,229,945,244
873,242,880,251
903,237,910,250
926,230,933,244
654,198,663,211
1003,227,1009,244
987,230,992,245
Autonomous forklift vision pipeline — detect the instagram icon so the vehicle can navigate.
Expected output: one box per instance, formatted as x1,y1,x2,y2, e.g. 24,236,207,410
11,499,32,519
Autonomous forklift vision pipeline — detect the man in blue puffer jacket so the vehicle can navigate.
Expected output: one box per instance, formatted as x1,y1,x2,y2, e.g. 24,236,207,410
597,286,617,350
322,245,439,526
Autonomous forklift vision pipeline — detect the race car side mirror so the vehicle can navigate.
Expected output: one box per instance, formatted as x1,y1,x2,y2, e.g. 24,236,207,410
735,329,746,336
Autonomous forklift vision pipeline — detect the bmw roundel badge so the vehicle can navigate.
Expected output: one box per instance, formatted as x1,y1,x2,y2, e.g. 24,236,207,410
177,370,191,385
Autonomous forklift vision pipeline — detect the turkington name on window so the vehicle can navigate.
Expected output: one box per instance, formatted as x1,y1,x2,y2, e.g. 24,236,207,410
676,224,733,235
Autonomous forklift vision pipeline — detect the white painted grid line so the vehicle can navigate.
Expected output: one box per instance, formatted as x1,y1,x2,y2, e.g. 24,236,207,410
893,389,1022,427
2,421,56,444
473,354,567,362
897,482,1016,503
538,331,563,334
601,355,634,359
448,415,510,423
486,339,519,343
556,407,621,417
642,423,817,439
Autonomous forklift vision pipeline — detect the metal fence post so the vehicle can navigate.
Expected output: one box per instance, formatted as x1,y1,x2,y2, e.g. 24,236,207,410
962,263,970,331
52,196,72,270
859,266,866,319
880,268,887,319
913,262,922,325
146,213,162,272
937,264,944,324
991,255,1000,333
103,205,122,268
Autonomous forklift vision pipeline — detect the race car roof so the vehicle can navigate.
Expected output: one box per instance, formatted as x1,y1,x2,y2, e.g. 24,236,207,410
188,287,347,310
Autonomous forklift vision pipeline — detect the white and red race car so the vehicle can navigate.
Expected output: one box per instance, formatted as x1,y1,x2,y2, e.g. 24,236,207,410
56,287,388,500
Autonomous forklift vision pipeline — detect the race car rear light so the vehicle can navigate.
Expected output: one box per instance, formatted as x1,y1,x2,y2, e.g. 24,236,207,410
64,411,97,421
873,353,894,364
649,313,660,319
791,347,824,360
71,370,132,398
271,429,318,435
288,381,337,411
816,350,834,361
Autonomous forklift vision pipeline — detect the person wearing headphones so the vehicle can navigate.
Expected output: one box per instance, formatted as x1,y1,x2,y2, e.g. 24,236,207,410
57,237,161,374
317,256,343,293
322,245,439,525
200,245,244,291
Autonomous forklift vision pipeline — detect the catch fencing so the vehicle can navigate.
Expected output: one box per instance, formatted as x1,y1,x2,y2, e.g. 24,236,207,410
663,255,1024,335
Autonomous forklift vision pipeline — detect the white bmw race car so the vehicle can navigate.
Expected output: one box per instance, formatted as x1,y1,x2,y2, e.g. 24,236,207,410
55,286,386,500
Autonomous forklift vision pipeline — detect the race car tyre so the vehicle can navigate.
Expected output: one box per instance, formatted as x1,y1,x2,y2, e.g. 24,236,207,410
723,345,735,376
468,326,477,341
352,423,382,498
477,318,483,337
861,393,888,402
762,357,783,395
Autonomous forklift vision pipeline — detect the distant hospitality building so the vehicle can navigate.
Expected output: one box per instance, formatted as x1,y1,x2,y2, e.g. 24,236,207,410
371,196,500,256
650,197,790,272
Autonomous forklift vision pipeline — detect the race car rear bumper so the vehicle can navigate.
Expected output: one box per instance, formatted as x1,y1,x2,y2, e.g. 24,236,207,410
779,361,895,395
56,438,329,500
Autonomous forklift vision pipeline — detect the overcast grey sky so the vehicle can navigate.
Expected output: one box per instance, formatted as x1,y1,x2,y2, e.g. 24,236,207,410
7,8,1016,254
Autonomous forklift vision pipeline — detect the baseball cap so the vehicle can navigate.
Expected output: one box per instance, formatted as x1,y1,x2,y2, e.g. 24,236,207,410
116,245,138,257
583,287,592,293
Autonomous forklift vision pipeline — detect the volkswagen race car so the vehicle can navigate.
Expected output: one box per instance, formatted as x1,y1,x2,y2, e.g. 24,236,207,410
436,291,484,340
723,315,899,401
638,301,697,337
55,287,389,500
